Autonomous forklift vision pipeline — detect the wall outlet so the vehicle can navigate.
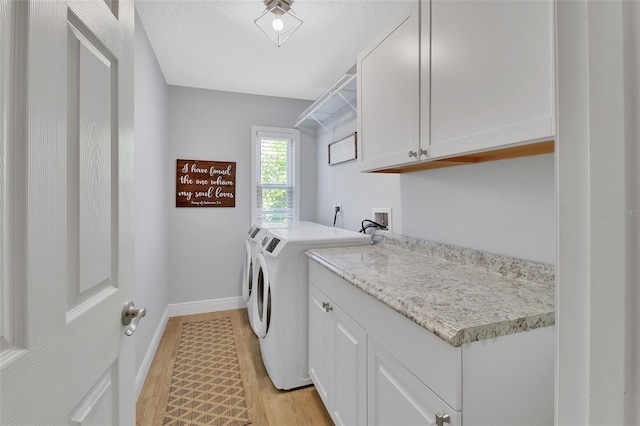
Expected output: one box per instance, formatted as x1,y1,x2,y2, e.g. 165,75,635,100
372,207,392,233
333,201,342,215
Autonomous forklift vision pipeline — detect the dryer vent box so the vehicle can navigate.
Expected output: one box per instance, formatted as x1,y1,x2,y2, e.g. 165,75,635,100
372,207,392,233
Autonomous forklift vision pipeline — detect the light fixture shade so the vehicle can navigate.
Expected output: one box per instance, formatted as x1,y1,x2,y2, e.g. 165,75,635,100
254,0,303,47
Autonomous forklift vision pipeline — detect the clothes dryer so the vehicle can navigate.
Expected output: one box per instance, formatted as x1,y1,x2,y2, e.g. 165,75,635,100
252,227,371,390
243,221,323,334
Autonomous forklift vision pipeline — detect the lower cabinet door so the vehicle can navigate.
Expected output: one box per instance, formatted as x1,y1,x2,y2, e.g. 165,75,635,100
368,338,461,426
309,284,332,408
332,304,367,426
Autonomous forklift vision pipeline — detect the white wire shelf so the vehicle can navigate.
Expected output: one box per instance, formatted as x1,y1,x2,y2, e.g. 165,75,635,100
294,66,357,135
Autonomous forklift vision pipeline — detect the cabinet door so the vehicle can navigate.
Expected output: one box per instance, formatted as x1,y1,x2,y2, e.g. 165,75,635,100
368,338,461,426
358,1,420,172
309,284,333,408
331,304,367,426
429,0,554,159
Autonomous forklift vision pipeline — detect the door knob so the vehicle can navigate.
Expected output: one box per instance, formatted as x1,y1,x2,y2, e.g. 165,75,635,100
435,413,450,426
121,301,146,336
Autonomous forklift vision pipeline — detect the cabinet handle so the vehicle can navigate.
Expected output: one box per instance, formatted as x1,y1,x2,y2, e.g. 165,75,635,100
419,148,428,156
322,302,333,312
435,413,450,426
408,150,418,158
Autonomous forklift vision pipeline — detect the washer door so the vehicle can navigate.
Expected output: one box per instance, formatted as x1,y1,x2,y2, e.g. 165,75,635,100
242,240,252,302
251,253,272,338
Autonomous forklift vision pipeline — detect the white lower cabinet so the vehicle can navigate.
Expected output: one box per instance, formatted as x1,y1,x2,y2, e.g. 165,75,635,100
309,284,367,426
308,260,554,426
368,338,460,426
309,284,332,405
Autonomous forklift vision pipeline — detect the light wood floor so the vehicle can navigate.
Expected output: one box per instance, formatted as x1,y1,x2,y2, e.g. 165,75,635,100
136,309,333,426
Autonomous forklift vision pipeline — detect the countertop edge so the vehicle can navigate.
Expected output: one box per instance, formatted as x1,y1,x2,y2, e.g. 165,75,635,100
307,250,555,347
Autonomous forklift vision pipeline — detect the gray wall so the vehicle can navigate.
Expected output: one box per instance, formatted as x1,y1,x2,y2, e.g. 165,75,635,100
315,107,402,232
316,105,555,264
134,11,170,375
167,86,314,304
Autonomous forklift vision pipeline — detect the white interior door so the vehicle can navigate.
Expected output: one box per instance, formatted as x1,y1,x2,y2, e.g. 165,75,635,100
1,0,136,424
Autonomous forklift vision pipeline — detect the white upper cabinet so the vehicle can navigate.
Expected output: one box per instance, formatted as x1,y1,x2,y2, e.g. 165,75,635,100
428,0,554,159
358,1,420,172
359,0,554,172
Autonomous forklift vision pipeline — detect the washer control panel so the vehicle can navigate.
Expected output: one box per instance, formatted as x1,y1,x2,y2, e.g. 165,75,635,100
266,237,281,253
250,227,261,238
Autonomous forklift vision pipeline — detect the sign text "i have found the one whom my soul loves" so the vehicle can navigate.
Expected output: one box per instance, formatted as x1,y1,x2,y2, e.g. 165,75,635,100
176,159,236,207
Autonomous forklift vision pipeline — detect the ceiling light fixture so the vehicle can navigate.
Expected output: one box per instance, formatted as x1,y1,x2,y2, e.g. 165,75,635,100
254,0,303,47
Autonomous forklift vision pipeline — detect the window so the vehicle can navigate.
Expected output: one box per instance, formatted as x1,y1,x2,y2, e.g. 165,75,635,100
251,126,300,224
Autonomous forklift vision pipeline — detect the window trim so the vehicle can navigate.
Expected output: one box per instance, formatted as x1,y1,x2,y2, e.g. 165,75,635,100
250,126,301,224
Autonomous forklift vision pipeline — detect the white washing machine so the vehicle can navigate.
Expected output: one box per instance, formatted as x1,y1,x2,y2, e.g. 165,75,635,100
243,221,323,335
252,227,372,390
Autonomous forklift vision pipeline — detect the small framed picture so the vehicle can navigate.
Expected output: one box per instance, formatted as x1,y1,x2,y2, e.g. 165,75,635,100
328,133,357,165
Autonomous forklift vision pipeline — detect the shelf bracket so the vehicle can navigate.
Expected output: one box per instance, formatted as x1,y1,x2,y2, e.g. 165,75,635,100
310,113,333,135
337,91,357,113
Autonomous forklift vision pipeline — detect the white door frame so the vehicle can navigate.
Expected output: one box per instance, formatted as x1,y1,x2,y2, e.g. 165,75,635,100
555,0,639,424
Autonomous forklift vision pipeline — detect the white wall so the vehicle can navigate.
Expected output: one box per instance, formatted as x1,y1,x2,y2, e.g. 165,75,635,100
624,0,640,422
400,154,555,264
167,87,313,304
134,12,170,375
316,105,555,264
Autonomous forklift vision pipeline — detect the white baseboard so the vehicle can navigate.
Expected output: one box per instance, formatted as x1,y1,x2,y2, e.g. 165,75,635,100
168,296,246,318
135,305,169,400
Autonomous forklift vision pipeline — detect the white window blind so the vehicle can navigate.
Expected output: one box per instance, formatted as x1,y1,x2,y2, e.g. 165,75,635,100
252,128,300,224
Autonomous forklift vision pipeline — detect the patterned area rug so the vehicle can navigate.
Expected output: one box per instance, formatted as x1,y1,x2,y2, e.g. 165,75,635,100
162,318,251,426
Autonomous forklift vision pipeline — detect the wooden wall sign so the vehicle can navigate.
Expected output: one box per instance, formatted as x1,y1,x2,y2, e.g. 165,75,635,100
176,159,236,207
328,133,357,165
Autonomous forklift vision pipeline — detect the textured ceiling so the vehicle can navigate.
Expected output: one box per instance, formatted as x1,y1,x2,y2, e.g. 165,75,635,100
136,0,402,100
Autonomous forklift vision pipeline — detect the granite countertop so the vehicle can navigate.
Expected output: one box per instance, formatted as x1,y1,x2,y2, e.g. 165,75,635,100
306,235,555,347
